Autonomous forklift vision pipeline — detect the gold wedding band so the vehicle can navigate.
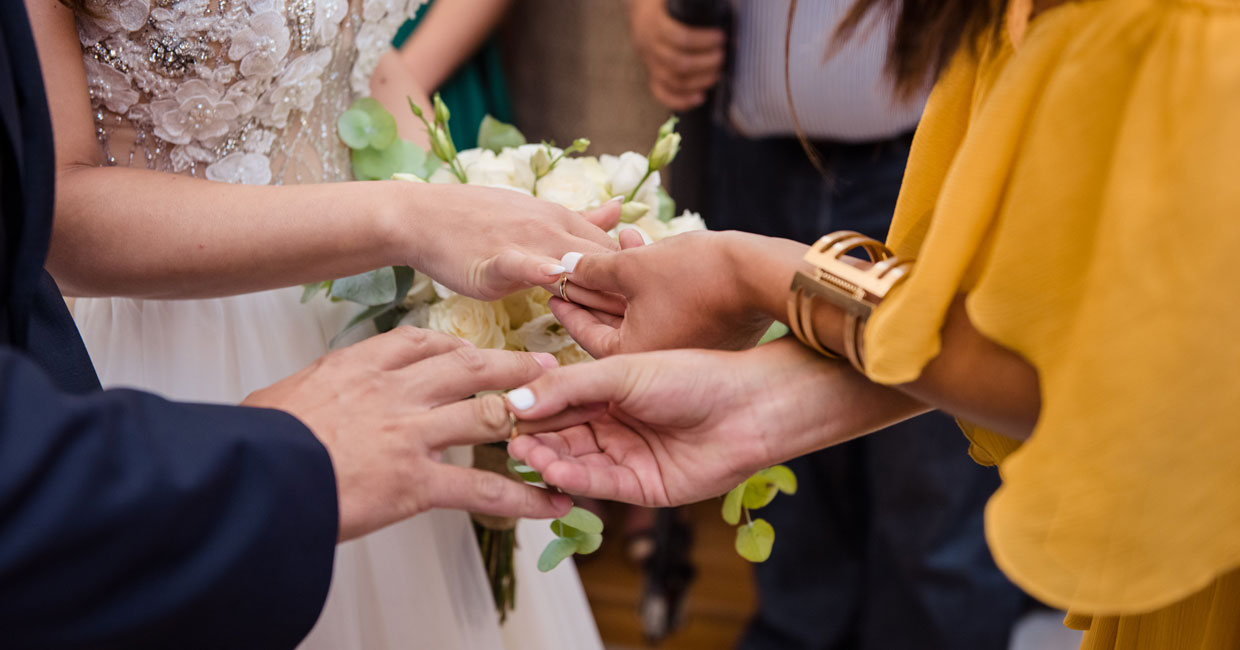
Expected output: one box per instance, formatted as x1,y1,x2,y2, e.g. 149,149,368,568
558,274,574,305
508,408,520,441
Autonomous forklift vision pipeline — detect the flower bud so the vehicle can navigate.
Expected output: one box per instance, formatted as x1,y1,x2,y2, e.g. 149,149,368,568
568,138,591,154
657,116,679,140
530,146,553,177
407,98,424,118
620,201,651,223
648,132,681,170
432,126,457,161
433,93,451,125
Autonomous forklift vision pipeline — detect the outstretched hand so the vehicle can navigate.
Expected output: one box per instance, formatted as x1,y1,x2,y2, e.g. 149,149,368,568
411,188,623,302
506,340,926,507
550,231,807,357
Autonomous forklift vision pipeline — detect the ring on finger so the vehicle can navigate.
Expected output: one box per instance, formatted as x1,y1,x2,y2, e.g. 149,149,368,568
558,275,574,304
507,408,520,441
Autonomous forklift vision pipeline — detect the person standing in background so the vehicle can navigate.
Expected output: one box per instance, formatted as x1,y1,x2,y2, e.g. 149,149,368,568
625,1,1029,649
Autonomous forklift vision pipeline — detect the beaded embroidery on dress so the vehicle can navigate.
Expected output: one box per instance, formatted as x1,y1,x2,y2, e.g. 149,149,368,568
79,0,419,185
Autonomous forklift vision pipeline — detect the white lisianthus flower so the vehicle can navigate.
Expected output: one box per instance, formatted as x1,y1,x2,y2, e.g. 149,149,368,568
601,152,660,207
507,143,564,169
665,210,708,237
427,165,460,184
535,157,609,211
428,295,510,349
459,148,536,191
512,313,575,353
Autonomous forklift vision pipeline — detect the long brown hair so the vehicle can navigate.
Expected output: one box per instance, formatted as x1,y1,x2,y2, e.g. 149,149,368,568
835,0,1007,98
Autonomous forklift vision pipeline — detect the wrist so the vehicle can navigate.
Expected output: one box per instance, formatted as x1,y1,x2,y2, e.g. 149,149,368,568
371,180,437,269
721,231,807,322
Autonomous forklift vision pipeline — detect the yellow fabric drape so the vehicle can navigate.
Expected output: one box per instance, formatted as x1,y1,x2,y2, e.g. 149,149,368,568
864,0,1240,647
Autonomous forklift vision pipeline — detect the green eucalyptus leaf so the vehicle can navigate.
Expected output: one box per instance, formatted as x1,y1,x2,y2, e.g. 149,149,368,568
354,97,397,149
329,303,393,348
372,308,405,333
557,506,604,535
330,268,397,307
722,483,745,525
759,465,798,495
337,108,372,150
742,474,779,510
392,265,415,301
575,532,603,555
537,536,580,572
352,138,423,181
758,322,789,345
735,518,775,563
657,186,675,222
477,115,527,153
301,281,330,304
506,457,544,483
550,520,583,538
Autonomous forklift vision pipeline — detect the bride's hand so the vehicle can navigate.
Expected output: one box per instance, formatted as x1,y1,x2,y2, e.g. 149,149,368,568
506,340,926,507
549,230,807,357
405,186,622,301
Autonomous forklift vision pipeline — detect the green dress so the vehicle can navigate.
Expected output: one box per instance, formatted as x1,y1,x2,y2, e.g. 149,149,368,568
391,4,514,149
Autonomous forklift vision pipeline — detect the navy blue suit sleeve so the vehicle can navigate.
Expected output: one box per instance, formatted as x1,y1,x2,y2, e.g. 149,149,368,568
0,349,339,649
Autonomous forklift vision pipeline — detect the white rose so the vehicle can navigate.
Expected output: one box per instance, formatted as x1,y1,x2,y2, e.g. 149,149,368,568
634,215,670,242
402,272,436,307
554,342,593,366
512,313,574,353
601,152,660,206
502,287,553,329
665,210,708,237
427,295,510,349
535,157,608,211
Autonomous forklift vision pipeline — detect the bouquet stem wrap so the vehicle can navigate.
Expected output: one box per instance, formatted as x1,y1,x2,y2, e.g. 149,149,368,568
470,442,520,621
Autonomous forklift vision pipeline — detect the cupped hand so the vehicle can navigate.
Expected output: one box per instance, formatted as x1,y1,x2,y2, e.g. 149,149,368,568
243,327,574,541
409,186,622,302
506,339,923,507
627,0,727,111
552,230,805,357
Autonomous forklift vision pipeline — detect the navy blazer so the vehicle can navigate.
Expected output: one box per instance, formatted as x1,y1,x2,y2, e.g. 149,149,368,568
1,4,338,648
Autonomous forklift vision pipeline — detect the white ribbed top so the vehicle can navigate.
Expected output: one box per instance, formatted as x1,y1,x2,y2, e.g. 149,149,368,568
727,0,928,142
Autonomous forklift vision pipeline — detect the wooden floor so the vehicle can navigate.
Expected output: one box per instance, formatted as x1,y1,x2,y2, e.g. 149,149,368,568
576,501,757,650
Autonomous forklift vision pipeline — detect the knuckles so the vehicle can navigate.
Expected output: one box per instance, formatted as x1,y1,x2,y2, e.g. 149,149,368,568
474,394,511,436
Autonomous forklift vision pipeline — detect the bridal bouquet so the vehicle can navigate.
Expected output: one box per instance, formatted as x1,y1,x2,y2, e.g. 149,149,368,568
309,95,794,621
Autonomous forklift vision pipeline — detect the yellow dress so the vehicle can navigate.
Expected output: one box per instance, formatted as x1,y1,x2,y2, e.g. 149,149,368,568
863,0,1240,648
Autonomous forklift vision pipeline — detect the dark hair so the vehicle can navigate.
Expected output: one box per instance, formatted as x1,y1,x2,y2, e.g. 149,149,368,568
60,0,98,17
835,0,1006,98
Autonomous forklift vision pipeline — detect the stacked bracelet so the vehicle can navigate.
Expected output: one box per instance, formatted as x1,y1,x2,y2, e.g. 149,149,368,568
786,231,913,373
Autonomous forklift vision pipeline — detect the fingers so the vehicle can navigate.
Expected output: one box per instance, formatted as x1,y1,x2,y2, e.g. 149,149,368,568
512,432,646,504
478,249,570,299
618,228,647,250
335,326,468,370
559,250,627,294
656,15,726,54
580,199,622,232
548,298,622,358
407,347,558,406
558,281,627,316
505,357,631,420
423,463,573,519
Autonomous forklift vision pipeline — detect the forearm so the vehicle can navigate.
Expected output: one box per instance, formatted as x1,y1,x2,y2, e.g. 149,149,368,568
727,232,1041,439
397,0,512,92
49,167,419,299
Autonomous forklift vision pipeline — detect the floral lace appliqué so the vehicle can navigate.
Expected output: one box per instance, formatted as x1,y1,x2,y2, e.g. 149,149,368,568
78,0,426,185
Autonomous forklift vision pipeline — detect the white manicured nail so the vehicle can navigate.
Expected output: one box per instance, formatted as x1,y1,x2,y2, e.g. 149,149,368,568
608,196,624,204
507,388,536,411
540,263,566,276
561,252,583,273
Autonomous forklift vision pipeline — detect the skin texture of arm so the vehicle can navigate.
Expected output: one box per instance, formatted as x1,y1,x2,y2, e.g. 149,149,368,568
554,231,1041,440
396,0,513,93
28,0,618,300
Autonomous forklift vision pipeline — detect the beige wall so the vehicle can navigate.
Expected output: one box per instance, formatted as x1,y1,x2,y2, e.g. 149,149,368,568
499,1,672,159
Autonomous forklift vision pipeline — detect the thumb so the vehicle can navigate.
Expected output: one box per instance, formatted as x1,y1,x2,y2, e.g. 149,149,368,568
580,197,623,231
559,249,627,294
505,357,632,420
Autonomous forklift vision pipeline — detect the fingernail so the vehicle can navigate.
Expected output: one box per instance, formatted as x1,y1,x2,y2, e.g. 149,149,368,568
561,252,583,273
608,196,624,204
540,263,567,276
507,387,536,411
532,352,559,369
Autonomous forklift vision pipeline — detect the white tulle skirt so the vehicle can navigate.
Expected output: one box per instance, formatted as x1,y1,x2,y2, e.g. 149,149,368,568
74,287,602,650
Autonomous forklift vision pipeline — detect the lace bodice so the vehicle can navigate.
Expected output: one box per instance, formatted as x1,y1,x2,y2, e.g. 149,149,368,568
78,0,425,185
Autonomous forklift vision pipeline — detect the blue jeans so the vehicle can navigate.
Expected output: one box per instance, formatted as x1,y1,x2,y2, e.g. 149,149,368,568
704,126,1028,650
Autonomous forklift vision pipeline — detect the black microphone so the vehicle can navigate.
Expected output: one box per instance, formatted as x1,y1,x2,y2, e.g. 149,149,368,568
666,0,727,27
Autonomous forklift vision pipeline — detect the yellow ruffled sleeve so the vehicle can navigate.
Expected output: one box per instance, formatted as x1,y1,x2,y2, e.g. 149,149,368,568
864,0,1240,623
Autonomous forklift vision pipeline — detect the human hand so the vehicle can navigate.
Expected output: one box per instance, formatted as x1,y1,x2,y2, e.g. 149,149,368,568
552,230,807,356
506,340,926,507
405,187,622,302
627,0,727,111
242,327,573,541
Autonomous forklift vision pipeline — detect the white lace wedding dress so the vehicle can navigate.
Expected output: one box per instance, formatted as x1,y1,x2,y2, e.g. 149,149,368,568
69,1,602,648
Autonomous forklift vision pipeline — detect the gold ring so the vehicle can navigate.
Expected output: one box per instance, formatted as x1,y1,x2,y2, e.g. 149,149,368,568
558,275,574,304
508,408,520,441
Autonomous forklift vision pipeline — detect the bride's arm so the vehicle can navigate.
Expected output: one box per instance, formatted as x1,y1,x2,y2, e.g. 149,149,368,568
29,0,614,301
